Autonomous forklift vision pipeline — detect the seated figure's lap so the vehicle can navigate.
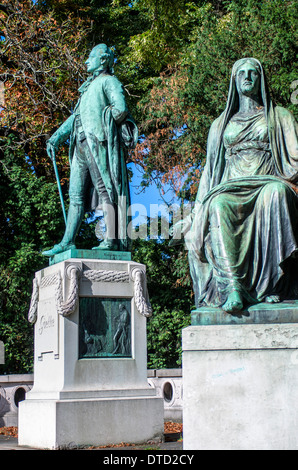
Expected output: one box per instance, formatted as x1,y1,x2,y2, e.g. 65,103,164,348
208,179,293,220
260,180,292,202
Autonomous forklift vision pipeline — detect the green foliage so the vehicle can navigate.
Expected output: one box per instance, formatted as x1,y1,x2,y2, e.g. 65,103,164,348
0,137,62,372
132,219,193,368
133,0,298,197
1,0,297,372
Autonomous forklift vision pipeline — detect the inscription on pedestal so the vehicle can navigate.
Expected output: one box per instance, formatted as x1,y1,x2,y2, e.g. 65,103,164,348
36,298,59,360
79,297,132,359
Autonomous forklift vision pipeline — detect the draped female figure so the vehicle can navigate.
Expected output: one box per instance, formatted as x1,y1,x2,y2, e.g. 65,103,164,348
179,58,298,313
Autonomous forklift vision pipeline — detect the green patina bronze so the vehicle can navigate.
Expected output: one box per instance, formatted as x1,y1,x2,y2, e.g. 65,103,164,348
48,248,131,266
79,297,131,359
173,58,298,315
43,44,138,258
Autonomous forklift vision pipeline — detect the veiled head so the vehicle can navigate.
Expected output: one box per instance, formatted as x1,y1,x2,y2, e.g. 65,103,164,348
216,58,270,143
233,58,261,98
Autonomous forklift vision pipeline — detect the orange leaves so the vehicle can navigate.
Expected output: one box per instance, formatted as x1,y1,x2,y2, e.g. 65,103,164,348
164,421,183,434
132,60,205,199
0,427,18,437
0,423,183,447
1,0,87,155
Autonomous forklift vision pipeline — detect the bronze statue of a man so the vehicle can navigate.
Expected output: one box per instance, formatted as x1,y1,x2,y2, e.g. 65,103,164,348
43,44,137,257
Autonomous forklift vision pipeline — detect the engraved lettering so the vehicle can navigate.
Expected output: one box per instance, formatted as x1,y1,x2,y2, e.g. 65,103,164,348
38,315,55,335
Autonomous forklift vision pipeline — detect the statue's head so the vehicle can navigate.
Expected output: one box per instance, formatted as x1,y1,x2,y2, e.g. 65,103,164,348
85,44,114,74
232,58,261,99
218,58,270,141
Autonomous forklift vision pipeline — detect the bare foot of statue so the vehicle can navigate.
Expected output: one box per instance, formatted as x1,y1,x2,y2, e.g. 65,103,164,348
265,295,280,303
222,290,243,313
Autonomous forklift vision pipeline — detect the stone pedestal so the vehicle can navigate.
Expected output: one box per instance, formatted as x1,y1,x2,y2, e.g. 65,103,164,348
182,303,298,450
18,255,164,449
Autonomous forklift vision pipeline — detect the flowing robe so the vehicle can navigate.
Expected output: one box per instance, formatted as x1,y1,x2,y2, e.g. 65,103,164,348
187,103,298,308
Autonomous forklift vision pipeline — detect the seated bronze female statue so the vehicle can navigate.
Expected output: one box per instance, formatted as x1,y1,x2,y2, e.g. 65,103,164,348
175,58,298,313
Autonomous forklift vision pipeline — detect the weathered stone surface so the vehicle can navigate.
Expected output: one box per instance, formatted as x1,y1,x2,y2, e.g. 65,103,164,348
18,258,163,449
182,320,298,450
191,301,298,326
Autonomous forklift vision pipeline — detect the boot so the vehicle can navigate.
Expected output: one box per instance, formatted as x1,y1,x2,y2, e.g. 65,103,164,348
42,203,84,257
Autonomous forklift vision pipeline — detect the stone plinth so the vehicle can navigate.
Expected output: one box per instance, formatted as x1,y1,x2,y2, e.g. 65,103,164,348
18,257,164,449
191,301,298,325
182,304,298,450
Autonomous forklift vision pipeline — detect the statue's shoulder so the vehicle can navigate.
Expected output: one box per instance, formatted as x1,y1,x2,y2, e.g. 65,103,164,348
208,113,225,138
274,105,297,122
211,114,223,129
98,73,122,85
95,73,124,94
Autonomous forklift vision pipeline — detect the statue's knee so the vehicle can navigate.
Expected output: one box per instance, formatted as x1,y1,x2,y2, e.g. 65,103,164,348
209,194,226,216
262,181,288,203
69,192,85,206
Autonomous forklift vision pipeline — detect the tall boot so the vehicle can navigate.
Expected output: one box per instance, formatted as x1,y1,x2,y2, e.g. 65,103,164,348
42,203,84,257
61,203,85,246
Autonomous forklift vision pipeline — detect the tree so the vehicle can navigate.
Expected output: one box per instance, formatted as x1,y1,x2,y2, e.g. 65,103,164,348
132,216,193,369
1,0,297,372
0,136,66,372
132,0,298,199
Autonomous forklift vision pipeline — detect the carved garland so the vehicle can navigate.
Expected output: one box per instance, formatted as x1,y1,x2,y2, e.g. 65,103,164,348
28,265,152,324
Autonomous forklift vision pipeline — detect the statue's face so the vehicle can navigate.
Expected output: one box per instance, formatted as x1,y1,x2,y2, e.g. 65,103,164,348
85,49,104,73
235,62,260,98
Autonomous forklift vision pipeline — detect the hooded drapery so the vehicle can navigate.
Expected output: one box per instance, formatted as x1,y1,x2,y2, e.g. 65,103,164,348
185,58,298,308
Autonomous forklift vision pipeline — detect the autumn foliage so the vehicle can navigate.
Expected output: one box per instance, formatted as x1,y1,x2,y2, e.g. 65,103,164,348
0,422,182,446
0,0,297,373
0,0,89,180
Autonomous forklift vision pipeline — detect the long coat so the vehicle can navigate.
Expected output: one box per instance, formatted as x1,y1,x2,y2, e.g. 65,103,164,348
49,71,138,250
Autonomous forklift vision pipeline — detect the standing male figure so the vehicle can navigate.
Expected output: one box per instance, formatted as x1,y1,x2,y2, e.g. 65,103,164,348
43,44,137,257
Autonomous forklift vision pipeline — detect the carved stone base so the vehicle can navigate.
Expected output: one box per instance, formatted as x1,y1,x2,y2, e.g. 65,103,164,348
19,394,163,449
18,257,164,449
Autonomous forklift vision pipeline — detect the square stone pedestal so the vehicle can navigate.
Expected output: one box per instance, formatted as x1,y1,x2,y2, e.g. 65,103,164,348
182,303,298,450
18,255,164,449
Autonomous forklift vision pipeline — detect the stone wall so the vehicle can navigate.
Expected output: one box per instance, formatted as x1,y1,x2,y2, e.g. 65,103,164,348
148,369,182,422
0,375,34,427
0,369,182,426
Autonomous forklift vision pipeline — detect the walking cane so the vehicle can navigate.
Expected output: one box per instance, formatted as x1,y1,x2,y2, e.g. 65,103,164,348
48,142,67,226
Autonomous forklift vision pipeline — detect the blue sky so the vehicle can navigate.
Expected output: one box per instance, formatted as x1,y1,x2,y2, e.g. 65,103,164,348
127,162,179,224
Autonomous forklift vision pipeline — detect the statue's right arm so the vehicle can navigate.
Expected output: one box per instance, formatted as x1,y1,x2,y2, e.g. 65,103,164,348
47,115,75,157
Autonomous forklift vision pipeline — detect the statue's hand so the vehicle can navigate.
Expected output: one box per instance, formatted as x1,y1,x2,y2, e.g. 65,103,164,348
169,220,186,246
46,141,57,161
